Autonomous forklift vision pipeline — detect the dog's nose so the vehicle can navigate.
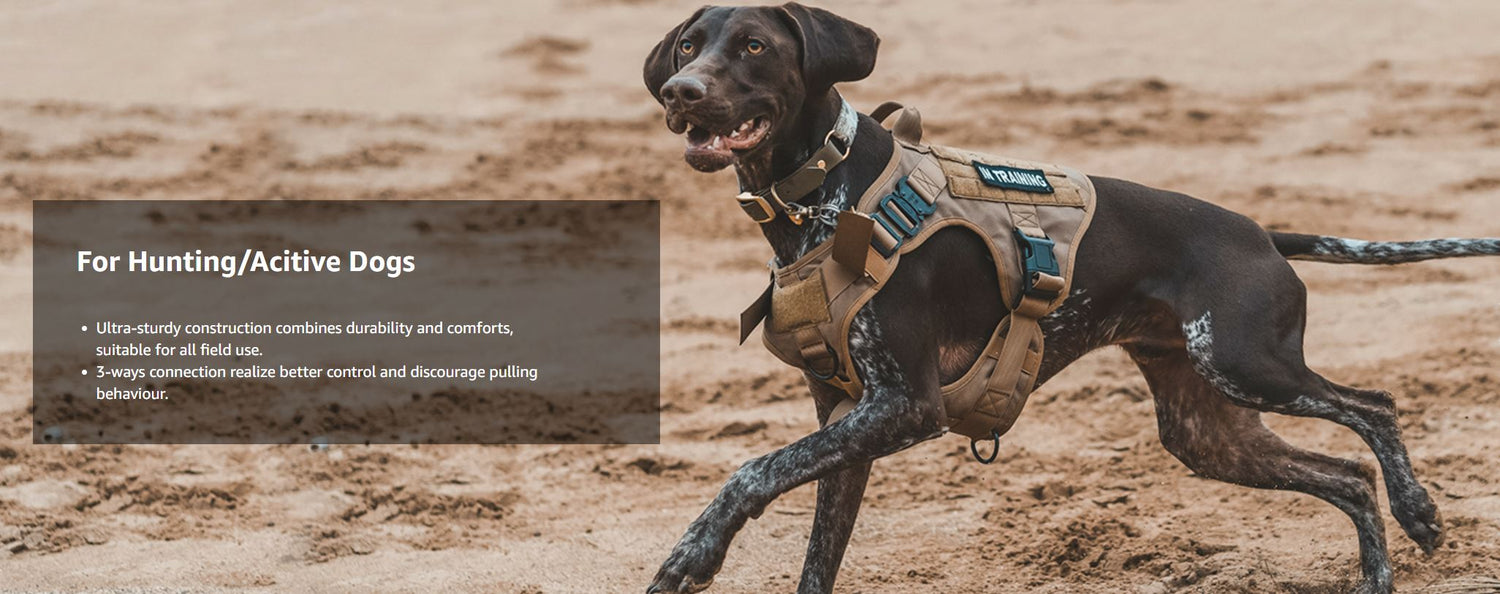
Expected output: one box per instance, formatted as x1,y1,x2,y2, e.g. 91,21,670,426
659,76,707,106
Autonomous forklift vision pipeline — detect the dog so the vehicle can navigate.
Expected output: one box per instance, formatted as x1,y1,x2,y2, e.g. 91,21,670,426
641,4,1500,593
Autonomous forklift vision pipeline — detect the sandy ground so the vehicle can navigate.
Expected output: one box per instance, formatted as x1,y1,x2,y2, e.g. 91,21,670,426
2,0,1500,592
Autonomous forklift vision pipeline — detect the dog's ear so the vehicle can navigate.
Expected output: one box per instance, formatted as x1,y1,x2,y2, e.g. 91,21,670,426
778,2,880,92
643,6,709,104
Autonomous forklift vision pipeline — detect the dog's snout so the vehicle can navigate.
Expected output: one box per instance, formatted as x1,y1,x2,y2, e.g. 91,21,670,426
660,76,707,107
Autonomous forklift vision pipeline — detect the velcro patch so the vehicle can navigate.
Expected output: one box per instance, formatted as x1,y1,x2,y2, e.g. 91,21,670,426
972,162,1053,194
769,270,831,334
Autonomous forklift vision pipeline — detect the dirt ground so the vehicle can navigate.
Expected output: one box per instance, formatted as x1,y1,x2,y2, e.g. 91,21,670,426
2,0,1499,592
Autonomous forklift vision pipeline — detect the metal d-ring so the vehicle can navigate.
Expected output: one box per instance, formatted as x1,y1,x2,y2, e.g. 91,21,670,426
806,361,839,382
970,429,1000,464
824,128,852,160
805,345,841,381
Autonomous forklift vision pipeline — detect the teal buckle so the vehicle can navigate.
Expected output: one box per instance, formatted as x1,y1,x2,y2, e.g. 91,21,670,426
1013,229,1060,298
871,177,936,257
1014,230,1059,277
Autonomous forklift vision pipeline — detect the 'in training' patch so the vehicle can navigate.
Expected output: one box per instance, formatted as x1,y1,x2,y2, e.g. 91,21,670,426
972,161,1054,194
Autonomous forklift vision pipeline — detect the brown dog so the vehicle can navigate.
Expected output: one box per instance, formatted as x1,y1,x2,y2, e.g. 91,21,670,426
642,4,1500,593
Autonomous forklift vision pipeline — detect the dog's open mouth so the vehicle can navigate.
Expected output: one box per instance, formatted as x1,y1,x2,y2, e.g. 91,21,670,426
681,117,771,171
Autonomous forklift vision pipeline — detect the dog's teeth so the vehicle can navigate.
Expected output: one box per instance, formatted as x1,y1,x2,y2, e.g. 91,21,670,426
729,120,756,140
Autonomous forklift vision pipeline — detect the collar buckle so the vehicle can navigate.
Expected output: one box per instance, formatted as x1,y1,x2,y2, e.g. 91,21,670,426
736,99,858,225
736,191,778,224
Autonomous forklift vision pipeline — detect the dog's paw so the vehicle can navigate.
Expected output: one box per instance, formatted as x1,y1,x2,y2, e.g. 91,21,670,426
1390,490,1444,554
646,537,725,594
1398,504,1445,555
1352,575,1394,594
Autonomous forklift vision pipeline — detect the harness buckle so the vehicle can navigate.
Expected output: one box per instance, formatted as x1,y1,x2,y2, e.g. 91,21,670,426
870,177,937,257
1013,229,1062,300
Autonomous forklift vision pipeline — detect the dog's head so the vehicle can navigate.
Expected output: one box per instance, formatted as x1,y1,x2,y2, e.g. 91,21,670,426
643,3,879,172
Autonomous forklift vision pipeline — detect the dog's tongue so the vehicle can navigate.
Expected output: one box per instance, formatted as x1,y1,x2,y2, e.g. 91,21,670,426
684,129,735,171
685,120,764,153
686,125,735,156
687,132,730,155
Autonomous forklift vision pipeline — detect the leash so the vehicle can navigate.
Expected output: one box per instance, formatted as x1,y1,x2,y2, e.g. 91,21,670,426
735,100,860,225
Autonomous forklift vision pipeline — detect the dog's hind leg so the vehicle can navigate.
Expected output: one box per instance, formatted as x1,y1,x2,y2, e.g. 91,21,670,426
1315,380,1443,553
1179,312,1443,556
1175,255,1441,545
1132,345,1393,594
1157,251,1444,593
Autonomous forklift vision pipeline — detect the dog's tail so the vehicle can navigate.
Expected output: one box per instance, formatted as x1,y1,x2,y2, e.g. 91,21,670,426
1269,231,1500,264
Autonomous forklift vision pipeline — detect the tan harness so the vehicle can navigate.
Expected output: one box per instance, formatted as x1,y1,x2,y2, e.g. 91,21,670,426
739,103,1097,444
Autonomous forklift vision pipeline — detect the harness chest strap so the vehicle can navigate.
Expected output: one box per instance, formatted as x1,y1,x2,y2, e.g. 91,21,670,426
740,138,910,389
816,223,1060,435
956,201,1064,435
947,258,1063,438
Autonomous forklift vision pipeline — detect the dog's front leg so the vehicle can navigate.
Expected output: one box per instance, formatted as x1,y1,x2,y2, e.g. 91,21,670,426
798,461,871,594
797,380,872,594
648,315,944,594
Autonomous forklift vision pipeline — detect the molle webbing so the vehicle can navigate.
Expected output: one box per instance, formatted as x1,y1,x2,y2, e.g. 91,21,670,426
743,107,1097,441
930,145,1088,208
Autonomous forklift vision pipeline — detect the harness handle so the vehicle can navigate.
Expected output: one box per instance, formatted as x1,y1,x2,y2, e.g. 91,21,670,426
869,101,923,145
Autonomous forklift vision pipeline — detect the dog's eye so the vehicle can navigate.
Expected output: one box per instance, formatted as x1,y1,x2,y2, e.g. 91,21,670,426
679,39,694,55
746,39,766,55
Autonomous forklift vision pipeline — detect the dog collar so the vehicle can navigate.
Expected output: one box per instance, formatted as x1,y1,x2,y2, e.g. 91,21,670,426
735,100,859,225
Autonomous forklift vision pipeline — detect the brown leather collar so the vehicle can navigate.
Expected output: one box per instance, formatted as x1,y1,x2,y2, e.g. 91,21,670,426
735,100,858,225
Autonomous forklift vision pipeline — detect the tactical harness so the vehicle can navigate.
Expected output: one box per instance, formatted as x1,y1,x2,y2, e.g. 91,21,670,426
738,102,1097,459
